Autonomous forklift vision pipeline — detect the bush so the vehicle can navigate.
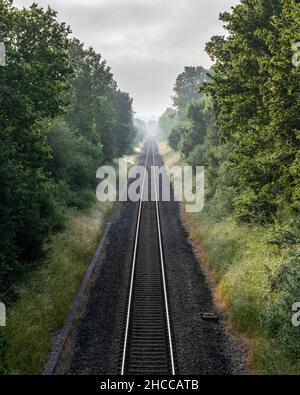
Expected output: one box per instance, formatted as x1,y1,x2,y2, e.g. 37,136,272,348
0,134,60,297
45,118,103,209
262,251,300,371
168,126,182,151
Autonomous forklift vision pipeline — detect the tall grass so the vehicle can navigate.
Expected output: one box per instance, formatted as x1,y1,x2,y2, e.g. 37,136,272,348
160,143,300,375
0,201,112,374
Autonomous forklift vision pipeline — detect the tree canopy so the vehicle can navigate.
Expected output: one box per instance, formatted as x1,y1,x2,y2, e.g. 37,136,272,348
164,0,300,227
0,0,136,296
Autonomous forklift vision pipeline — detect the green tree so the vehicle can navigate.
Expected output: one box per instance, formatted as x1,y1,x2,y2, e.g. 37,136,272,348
204,0,300,223
95,96,117,161
0,1,73,294
110,89,136,157
65,39,114,144
173,66,209,116
159,107,176,140
134,118,147,143
166,66,209,155
65,39,135,160
178,100,207,157
168,125,182,151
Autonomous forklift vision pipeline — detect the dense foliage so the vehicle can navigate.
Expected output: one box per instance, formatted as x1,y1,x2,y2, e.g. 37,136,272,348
158,108,176,141
160,0,300,371
204,0,300,225
134,118,147,144
159,66,209,152
0,0,136,298
162,0,300,228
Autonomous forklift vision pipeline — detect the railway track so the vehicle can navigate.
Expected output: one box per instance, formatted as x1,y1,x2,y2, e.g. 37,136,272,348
120,140,176,375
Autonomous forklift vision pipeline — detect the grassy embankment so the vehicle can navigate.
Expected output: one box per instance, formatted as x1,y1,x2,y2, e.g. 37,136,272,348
0,201,112,374
0,153,138,375
160,142,300,375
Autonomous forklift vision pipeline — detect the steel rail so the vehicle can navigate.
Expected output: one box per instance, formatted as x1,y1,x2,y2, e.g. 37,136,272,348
121,142,150,375
120,139,175,375
152,140,176,376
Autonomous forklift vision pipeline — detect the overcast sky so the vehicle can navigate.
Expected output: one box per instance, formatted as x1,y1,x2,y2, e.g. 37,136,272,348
14,0,239,119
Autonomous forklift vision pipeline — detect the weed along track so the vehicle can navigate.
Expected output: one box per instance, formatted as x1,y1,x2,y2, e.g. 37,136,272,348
120,140,176,375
